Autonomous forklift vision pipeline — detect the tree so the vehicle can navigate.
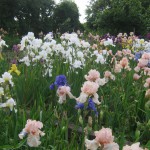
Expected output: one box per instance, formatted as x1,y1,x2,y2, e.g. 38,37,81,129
0,0,55,35
52,0,80,33
16,0,55,35
86,0,150,35
0,0,18,33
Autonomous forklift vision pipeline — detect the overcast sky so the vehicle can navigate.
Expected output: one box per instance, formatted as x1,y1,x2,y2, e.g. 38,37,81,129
55,0,90,23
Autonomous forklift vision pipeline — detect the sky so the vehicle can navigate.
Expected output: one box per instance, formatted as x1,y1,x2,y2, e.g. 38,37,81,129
55,0,90,23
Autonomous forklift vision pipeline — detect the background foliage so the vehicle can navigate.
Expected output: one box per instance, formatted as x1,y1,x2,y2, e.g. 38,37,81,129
1,0,150,36
0,0,82,35
86,0,150,35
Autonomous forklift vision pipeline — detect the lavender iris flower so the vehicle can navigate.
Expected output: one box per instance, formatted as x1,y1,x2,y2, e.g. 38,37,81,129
11,59,17,64
134,51,143,61
12,45,20,53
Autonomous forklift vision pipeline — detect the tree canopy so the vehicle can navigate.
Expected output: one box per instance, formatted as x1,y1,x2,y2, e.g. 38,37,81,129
0,0,18,32
52,0,80,33
86,0,150,35
16,0,55,34
0,0,81,35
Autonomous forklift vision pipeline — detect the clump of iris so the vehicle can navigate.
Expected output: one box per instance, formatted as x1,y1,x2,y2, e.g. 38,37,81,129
50,75,67,90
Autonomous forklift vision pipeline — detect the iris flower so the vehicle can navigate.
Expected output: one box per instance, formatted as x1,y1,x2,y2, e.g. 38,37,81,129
8,64,21,75
50,75,67,90
75,98,98,115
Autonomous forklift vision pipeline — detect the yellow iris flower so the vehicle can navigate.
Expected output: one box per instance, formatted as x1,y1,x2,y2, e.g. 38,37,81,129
140,39,144,44
0,52,3,60
8,64,21,76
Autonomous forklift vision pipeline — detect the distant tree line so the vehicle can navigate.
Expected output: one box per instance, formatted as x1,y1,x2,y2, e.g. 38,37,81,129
86,0,150,35
1,0,149,36
0,0,82,35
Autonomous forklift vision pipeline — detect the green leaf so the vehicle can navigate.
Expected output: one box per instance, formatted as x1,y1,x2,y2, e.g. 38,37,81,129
0,139,26,150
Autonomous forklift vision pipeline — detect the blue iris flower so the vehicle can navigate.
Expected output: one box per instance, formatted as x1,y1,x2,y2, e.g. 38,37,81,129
87,98,98,116
50,75,67,90
75,102,84,109
50,83,55,90
75,98,98,115
134,51,143,61
54,75,67,87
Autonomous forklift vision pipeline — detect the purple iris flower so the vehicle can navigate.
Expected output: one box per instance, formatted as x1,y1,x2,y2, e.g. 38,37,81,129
50,75,67,90
12,45,20,53
11,59,17,64
111,36,115,42
75,98,98,115
116,37,122,44
146,33,150,40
